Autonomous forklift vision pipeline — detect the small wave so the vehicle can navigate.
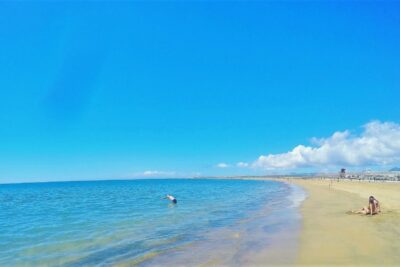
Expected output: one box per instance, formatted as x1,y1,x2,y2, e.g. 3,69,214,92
288,184,307,208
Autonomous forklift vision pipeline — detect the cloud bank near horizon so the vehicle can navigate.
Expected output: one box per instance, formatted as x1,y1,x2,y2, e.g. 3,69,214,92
142,170,176,177
130,170,203,178
251,121,400,170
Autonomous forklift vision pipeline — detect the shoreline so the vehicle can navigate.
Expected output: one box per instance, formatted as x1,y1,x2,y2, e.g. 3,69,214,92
124,179,304,266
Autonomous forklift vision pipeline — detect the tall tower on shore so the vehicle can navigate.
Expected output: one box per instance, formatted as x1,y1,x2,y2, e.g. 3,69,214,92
339,168,346,179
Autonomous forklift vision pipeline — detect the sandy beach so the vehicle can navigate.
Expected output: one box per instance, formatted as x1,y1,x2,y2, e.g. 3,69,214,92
287,178,400,266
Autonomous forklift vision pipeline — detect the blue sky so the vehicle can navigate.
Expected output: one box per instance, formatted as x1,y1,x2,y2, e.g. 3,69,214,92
1,2,400,183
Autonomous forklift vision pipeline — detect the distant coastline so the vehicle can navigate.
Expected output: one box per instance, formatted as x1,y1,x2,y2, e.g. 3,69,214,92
2,169,400,185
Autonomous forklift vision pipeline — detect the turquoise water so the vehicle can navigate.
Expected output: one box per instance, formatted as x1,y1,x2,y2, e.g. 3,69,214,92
0,179,303,266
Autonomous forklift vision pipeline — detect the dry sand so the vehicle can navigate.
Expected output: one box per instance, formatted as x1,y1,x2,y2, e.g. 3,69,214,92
288,178,400,266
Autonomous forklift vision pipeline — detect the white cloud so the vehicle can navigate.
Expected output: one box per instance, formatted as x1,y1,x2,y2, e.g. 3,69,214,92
142,170,176,177
237,162,249,168
253,121,400,169
216,163,230,168
121,170,201,179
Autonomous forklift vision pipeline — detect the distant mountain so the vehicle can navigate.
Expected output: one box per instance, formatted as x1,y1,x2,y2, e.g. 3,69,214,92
389,167,400,171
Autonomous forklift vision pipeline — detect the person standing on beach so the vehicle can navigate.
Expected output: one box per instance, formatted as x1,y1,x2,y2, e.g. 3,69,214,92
165,194,177,204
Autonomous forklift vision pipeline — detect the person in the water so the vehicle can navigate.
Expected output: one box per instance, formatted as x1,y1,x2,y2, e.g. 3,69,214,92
165,194,177,204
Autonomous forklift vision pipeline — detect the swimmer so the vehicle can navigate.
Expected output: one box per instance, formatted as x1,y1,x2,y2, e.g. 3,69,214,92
164,194,177,204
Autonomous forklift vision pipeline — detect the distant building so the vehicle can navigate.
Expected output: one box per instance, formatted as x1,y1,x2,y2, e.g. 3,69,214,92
339,168,346,179
316,169,400,181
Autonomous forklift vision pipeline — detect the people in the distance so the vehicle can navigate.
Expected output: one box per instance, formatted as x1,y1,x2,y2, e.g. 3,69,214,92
165,194,177,204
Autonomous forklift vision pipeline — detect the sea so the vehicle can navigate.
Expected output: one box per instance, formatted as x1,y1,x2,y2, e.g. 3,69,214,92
0,179,306,266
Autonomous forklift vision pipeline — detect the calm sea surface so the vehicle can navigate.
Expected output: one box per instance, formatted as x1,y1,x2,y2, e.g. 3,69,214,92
0,179,305,266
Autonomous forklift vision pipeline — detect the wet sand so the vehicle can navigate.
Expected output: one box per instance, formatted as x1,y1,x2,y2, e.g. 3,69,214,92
289,178,400,266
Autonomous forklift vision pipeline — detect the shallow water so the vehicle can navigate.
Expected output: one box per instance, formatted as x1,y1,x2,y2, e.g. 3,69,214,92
0,179,304,266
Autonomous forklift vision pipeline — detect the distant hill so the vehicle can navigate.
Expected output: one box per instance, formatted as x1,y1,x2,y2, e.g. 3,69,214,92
389,167,400,171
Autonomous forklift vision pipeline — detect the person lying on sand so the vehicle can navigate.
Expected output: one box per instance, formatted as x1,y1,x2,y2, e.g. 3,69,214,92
352,196,381,215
